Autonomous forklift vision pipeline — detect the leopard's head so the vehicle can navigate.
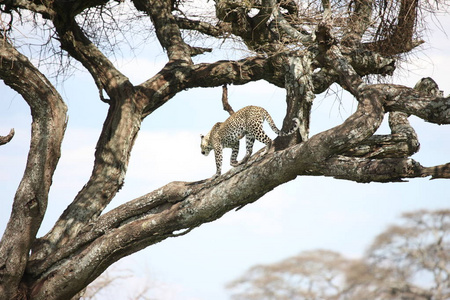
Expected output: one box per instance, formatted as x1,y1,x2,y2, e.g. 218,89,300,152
200,134,212,156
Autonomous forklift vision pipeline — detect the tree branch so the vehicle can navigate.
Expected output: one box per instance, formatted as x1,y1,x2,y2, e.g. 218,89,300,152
30,13,148,262
175,16,227,37
344,77,445,159
422,163,450,180
267,0,314,46
367,0,422,56
0,128,14,145
342,0,373,46
132,0,193,62
311,156,446,182
52,16,130,102
278,53,314,147
0,35,67,300
383,85,450,124
319,35,364,96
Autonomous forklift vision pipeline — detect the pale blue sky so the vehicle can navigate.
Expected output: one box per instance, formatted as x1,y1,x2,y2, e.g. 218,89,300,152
1,7,449,300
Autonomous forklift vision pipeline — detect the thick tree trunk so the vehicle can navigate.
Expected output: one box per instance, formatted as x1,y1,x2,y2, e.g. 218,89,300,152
0,36,67,300
277,54,315,148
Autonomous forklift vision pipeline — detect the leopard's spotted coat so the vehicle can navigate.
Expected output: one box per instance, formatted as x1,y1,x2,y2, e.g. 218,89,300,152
200,106,299,178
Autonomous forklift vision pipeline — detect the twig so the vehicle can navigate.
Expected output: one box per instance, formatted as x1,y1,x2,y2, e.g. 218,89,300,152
0,128,14,145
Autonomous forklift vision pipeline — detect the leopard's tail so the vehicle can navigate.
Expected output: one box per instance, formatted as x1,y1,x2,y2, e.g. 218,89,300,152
264,110,300,136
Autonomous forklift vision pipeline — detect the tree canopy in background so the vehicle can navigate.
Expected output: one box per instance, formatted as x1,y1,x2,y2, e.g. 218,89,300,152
0,0,449,299
227,209,450,300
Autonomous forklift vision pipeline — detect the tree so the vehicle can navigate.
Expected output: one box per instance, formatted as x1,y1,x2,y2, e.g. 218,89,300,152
227,210,450,300
226,249,350,299
81,264,154,300
346,209,450,300
0,0,449,299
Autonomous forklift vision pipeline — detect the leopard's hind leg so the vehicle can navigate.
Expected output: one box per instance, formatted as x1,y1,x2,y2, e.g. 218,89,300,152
239,135,255,164
230,142,240,167
254,126,273,155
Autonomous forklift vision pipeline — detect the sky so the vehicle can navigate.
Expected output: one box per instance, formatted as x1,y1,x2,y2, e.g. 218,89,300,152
1,4,450,300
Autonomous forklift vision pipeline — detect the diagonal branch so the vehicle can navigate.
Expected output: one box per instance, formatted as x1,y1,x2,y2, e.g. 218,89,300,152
52,16,131,102
31,83,146,264
267,0,315,46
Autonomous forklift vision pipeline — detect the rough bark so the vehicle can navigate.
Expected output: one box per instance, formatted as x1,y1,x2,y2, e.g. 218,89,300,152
0,0,449,299
0,35,67,300
279,53,315,147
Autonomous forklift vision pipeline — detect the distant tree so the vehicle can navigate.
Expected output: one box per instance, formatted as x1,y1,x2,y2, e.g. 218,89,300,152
227,210,450,300
344,209,450,300
0,0,449,299
81,265,154,300
227,249,350,299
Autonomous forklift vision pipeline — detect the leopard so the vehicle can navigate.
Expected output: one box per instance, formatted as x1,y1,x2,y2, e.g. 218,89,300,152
200,105,300,179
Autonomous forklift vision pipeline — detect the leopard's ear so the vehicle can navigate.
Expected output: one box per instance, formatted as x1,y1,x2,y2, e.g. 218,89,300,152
200,134,204,139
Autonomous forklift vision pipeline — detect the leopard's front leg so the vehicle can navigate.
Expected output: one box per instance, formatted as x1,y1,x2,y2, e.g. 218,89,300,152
212,144,223,179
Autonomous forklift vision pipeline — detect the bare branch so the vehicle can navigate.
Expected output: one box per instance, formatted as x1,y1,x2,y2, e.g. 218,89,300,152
367,0,423,56
52,17,130,102
312,156,446,183
422,163,450,180
267,0,315,45
132,0,193,62
175,16,226,37
384,85,450,124
0,128,14,145
342,0,373,46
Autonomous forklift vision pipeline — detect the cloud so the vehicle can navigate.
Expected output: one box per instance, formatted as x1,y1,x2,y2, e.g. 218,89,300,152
126,130,212,183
